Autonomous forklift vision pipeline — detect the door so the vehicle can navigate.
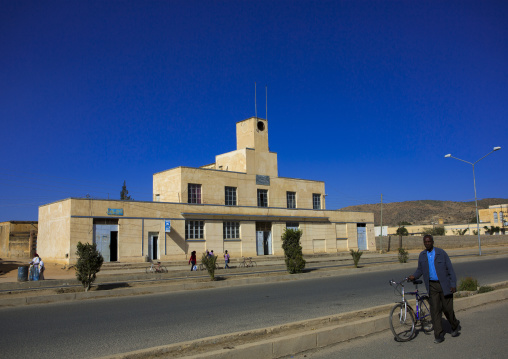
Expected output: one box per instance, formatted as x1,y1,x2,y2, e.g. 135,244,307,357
93,222,118,263
357,224,367,250
110,231,118,262
256,231,264,255
149,233,159,260
256,222,272,255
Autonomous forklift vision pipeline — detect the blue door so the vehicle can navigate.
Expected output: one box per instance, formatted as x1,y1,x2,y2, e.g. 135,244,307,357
357,225,367,250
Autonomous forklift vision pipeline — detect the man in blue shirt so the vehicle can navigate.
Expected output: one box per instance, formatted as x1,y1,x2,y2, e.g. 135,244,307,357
409,235,460,343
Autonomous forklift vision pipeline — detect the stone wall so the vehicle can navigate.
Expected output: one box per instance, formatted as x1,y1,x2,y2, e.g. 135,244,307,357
375,234,508,252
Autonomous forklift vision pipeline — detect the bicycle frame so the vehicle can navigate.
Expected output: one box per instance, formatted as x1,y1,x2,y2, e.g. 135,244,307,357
389,278,433,341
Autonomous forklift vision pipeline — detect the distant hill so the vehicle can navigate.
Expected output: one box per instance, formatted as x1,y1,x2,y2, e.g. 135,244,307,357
339,198,508,227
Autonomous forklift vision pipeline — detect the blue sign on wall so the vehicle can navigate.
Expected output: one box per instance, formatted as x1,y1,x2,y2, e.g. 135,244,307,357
107,208,124,216
165,220,171,233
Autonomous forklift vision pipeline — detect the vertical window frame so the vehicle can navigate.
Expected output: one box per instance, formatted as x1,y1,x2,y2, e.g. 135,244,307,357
185,220,204,239
313,193,321,210
257,189,268,207
223,221,240,239
225,186,237,206
188,184,202,204
287,191,296,209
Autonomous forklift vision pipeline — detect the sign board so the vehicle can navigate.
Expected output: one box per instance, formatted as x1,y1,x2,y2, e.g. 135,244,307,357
107,208,124,216
256,175,270,186
165,220,171,233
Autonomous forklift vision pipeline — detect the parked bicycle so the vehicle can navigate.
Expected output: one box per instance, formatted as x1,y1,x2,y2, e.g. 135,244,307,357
238,256,257,268
146,261,168,274
388,278,433,341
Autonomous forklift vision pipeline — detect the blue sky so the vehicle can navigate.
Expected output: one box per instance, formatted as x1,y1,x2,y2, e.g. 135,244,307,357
1,0,507,222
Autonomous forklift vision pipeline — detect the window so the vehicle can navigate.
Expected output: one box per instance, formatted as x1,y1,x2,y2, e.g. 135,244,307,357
287,191,296,209
494,212,498,223
257,189,268,207
223,222,240,239
286,222,299,231
185,220,204,239
313,194,321,210
225,186,237,206
188,184,202,204
501,211,505,224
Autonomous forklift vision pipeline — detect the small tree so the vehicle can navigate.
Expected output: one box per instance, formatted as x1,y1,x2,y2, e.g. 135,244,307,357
453,228,468,236
281,228,306,274
483,226,500,235
120,180,132,200
75,242,104,292
396,226,408,248
201,252,218,281
398,247,409,263
350,249,363,268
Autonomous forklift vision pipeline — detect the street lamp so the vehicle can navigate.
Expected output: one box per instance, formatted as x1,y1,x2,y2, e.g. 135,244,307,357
444,147,501,255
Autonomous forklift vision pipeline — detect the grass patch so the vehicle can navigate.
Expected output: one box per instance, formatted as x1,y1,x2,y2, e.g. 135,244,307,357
458,276,478,291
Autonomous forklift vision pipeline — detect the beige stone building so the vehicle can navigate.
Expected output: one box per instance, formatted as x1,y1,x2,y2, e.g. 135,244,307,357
0,221,38,258
38,117,374,264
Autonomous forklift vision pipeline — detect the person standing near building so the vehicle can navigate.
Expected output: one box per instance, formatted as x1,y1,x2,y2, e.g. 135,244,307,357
409,235,461,343
188,251,197,271
224,250,230,269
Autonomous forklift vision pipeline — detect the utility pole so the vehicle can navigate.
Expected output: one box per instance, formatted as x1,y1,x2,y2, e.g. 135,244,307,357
380,194,383,252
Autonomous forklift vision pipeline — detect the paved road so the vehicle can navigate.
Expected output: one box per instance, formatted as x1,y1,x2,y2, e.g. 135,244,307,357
283,300,508,359
0,256,507,358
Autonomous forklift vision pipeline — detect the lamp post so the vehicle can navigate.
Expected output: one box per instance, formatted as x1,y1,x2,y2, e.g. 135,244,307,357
444,147,501,256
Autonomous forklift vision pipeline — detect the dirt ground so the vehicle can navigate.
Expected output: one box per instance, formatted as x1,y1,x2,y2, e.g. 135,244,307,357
0,258,76,283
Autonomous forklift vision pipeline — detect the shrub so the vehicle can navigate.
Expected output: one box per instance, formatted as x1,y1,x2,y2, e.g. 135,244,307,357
478,286,494,293
422,227,445,236
458,276,478,291
398,248,409,263
201,252,218,281
396,226,408,236
281,228,306,274
75,242,104,292
350,249,363,268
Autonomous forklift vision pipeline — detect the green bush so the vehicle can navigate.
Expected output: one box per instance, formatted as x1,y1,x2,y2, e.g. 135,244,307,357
422,227,446,236
398,248,409,263
478,286,494,293
75,242,104,292
458,276,478,291
201,252,218,281
396,226,408,236
281,228,306,274
350,249,363,268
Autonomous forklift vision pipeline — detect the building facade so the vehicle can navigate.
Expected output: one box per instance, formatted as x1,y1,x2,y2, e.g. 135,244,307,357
0,221,38,258
38,117,374,264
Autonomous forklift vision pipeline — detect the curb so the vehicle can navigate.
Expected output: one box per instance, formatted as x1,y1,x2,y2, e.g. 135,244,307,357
99,284,508,359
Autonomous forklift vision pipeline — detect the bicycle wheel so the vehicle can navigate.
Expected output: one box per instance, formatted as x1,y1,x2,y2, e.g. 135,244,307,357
145,267,152,274
250,261,257,267
418,296,433,333
238,262,245,268
389,303,415,341
161,266,168,273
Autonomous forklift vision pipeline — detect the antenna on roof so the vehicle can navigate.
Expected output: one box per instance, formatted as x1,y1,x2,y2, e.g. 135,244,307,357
255,82,257,119
265,85,268,121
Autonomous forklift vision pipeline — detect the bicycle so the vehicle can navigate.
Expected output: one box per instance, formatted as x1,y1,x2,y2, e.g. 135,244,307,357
146,261,168,274
388,278,433,341
238,256,257,268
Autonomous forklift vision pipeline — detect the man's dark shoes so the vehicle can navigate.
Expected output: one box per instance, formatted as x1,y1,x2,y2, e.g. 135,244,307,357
434,334,445,344
451,321,461,337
